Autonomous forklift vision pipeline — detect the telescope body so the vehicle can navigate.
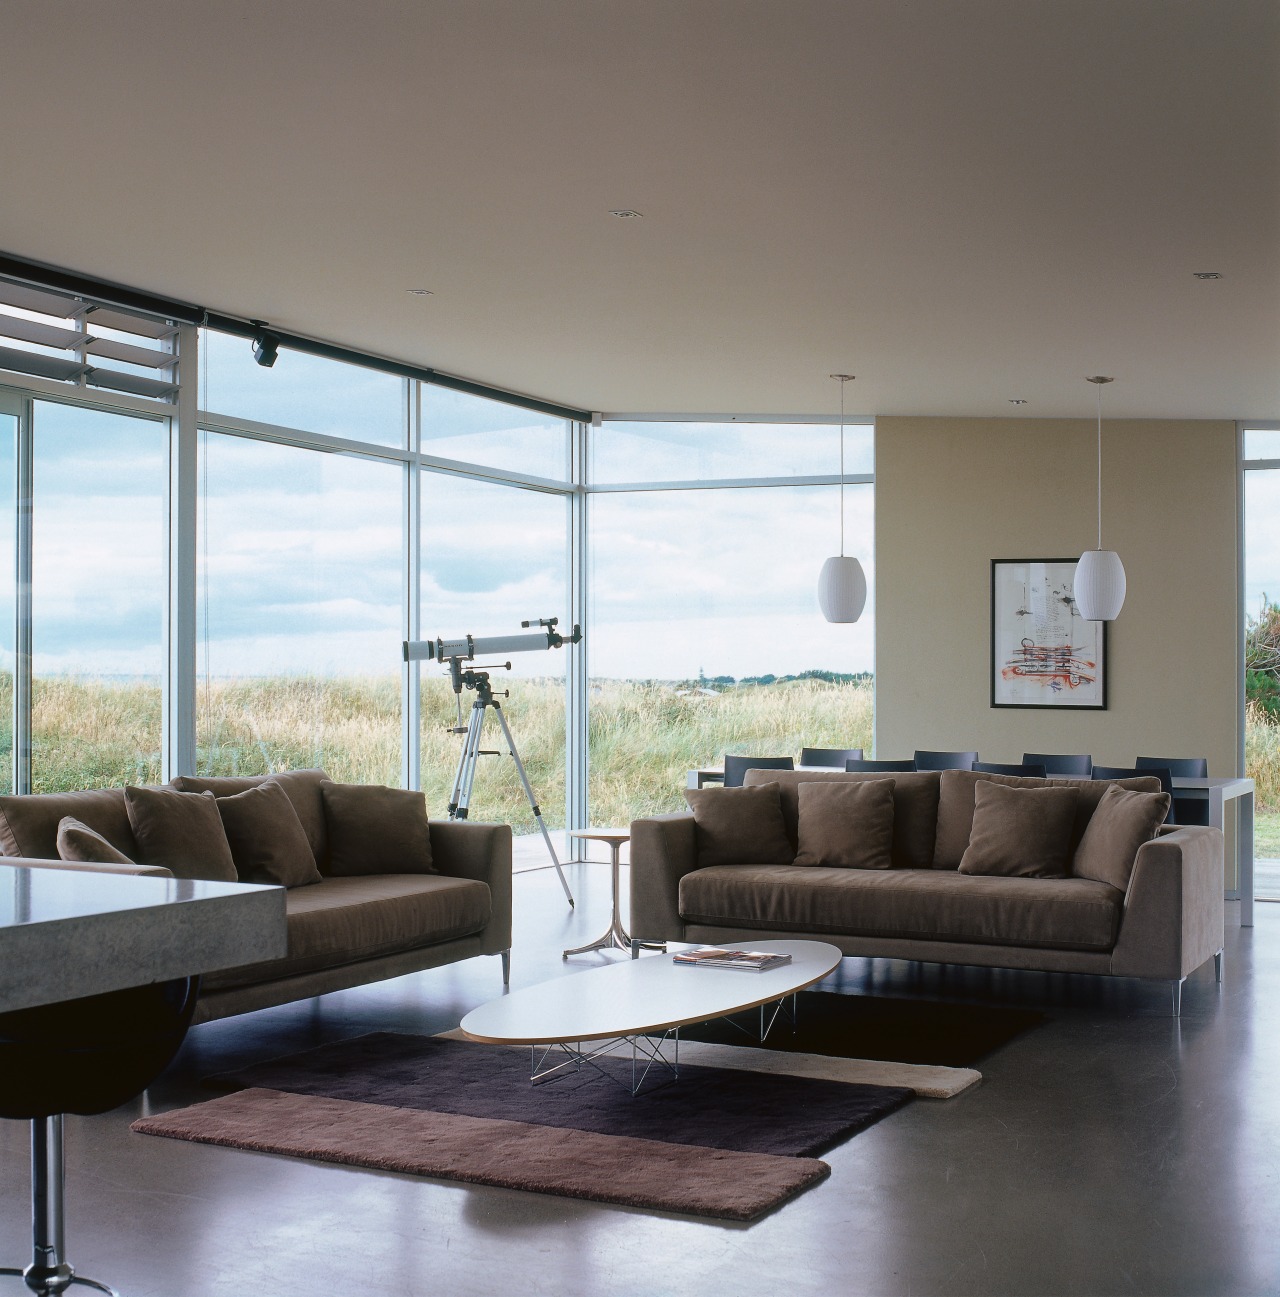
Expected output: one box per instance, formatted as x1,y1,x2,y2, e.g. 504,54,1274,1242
404,630,564,663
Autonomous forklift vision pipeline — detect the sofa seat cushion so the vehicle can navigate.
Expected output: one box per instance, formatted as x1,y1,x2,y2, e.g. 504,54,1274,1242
201,874,491,992
678,865,1124,952
744,768,941,869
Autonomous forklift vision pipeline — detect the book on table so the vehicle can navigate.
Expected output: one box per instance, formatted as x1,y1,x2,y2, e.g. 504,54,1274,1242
672,947,793,972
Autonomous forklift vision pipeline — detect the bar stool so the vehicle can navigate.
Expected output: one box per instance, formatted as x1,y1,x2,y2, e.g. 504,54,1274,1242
0,977,198,1296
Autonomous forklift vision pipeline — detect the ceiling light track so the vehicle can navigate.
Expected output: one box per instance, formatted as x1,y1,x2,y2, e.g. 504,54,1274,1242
0,248,591,424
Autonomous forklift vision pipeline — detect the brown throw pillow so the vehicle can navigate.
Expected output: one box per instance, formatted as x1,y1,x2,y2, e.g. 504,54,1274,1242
56,816,135,865
1072,785,1172,891
683,783,793,868
958,780,1079,878
123,786,238,882
794,779,896,869
320,782,434,876
216,780,322,888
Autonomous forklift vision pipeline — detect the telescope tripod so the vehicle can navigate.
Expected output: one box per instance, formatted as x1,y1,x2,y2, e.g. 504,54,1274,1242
447,671,575,907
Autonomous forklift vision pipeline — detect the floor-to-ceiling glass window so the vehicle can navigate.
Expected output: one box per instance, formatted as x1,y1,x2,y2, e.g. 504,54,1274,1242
31,401,165,790
419,472,569,834
0,396,17,791
1243,427,1280,898
195,433,403,781
587,420,875,824
418,383,571,847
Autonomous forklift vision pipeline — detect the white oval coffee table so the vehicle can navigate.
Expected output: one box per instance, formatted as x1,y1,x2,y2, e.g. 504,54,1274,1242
460,940,842,1093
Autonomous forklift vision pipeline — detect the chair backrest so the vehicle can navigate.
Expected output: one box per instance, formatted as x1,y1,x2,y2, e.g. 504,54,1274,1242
799,747,864,768
1091,764,1177,824
846,758,916,772
1136,755,1208,778
914,750,978,772
974,761,1048,778
722,754,794,788
1023,752,1093,777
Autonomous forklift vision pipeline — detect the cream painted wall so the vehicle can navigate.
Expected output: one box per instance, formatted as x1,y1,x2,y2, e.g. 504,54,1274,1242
875,417,1239,790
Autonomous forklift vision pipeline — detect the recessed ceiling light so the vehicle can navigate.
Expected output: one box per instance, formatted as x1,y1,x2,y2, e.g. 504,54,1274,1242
1008,398,1028,405
406,288,433,296
609,209,643,219
1193,271,1223,280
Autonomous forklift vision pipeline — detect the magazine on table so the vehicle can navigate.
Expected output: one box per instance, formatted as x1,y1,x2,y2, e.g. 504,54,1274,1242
672,946,793,972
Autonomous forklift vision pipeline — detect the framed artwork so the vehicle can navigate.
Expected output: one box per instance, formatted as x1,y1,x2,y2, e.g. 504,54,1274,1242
990,559,1107,709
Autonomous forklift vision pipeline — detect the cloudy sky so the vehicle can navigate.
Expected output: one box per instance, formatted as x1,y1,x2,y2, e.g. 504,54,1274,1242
10,337,1277,695
1,335,879,687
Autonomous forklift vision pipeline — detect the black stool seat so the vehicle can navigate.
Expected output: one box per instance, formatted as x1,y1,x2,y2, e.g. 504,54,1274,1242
0,978,198,1296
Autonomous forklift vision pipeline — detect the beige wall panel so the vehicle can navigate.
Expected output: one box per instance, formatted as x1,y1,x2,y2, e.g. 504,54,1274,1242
874,417,1239,791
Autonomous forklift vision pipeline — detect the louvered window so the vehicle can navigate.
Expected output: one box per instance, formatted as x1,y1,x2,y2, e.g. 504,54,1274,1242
0,280,179,402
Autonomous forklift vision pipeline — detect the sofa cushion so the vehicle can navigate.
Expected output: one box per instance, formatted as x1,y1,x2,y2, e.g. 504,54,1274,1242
684,783,793,867
171,769,329,872
216,781,323,888
934,770,1166,871
743,768,941,869
958,781,1079,878
200,874,491,992
56,816,135,865
1073,785,1172,891
794,779,895,869
124,786,239,882
321,781,434,876
0,788,139,860
679,864,1123,952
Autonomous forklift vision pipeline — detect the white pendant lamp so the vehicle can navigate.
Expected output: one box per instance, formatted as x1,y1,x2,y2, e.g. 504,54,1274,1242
818,374,867,623
1074,375,1126,621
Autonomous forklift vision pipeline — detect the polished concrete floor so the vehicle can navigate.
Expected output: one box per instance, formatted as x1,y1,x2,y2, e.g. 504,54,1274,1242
1,864,1275,1297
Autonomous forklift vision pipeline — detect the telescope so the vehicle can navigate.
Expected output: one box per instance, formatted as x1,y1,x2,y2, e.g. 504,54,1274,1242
403,617,581,664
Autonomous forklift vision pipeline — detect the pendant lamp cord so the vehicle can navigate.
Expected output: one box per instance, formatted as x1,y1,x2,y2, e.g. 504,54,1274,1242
839,379,846,557
1096,379,1103,551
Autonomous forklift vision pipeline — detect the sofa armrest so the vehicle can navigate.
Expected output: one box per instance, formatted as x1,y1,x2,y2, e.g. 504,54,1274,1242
1109,826,1224,980
427,820,511,953
2,855,174,879
629,813,698,943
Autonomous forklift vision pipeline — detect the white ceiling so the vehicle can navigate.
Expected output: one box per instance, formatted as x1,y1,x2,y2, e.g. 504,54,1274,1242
1,0,1276,419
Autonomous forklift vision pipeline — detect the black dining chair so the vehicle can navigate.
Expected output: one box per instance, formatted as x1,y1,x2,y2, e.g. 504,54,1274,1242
1136,756,1209,824
846,758,916,772
0,976,199,1297
974,761,1048,778
1023,752,1094,777
1092,764,1178,824
799,747,864,768
914,750,979,772
722,754,794,788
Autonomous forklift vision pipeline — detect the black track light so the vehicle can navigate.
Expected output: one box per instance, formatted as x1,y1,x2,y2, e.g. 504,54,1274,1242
250,325,279,368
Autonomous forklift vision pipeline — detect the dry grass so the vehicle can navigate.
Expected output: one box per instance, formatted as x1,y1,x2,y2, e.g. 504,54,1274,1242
9,673,875,832
24,675,1280,853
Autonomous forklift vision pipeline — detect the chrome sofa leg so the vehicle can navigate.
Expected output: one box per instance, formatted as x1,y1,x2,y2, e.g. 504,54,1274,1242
631,939,641,960
500,950,511,987
1215,949,1224,983
1171,979,1183,1017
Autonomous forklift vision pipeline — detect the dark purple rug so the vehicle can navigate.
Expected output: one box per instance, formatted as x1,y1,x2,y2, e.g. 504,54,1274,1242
207,1032,912,1158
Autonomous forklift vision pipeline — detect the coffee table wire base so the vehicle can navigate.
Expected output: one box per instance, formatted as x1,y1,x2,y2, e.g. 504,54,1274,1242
530,1030,680,1096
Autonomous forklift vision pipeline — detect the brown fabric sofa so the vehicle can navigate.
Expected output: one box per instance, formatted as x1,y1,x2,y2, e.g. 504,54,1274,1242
630,768,1225,1014
0,771,511,1025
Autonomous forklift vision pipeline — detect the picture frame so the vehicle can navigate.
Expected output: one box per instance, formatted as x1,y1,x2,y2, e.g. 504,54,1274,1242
990,559,1107,709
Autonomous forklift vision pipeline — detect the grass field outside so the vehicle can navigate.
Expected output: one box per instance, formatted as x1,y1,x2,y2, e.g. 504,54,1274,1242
11,673,1280,858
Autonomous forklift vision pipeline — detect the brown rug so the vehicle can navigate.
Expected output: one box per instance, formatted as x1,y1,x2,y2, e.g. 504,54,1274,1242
133,1034,914,1222
134,1088,829,1222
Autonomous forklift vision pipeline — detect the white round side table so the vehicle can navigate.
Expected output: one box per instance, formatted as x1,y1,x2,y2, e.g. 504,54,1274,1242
562,829,664,958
